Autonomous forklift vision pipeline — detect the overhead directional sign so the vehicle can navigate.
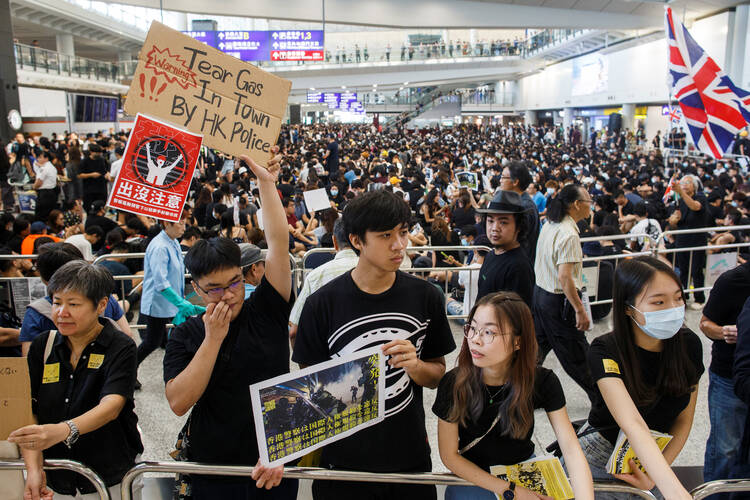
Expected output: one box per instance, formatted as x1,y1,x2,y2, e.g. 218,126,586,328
184,30,324,62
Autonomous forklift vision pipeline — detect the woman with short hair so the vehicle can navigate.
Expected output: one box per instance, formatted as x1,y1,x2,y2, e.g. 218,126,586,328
9,260,143,500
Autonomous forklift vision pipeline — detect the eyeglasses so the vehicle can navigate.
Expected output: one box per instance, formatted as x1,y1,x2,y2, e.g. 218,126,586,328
578,198,593,204
463,324,510,344
194,278,244,299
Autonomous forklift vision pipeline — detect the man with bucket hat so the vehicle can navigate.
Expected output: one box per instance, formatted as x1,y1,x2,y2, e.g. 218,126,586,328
474,190,534,306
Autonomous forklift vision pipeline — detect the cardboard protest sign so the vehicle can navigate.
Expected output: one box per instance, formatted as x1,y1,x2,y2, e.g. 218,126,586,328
250,347,386,467
107,114,202,222
0,358,33,440
124,21,291,166
302,188,331,212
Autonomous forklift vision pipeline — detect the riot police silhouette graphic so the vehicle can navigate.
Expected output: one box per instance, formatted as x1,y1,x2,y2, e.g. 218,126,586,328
145,142,182,186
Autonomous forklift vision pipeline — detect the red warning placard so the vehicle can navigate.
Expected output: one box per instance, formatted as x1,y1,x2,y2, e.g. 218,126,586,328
107,113,203,222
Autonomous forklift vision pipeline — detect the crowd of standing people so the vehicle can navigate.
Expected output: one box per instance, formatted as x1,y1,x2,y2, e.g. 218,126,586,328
0,121,749,500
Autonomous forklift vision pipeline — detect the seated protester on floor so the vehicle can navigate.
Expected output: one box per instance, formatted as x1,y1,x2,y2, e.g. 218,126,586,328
65,224,104,262
474,190,534,306
84,200,119,237
21,221,61,255
238,243,266,299
9,261,144,500
581,257,703,500
293,190,456,500
163,148,297,500
446,235,490,321
434,292,594,500
698,260,750,487
20,242,132,356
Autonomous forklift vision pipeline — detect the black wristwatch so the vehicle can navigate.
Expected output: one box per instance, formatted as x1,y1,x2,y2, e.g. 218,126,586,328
502,481,516,500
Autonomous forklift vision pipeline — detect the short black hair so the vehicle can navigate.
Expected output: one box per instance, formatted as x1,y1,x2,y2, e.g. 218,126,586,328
48,260,114,306
85,225,104,239
182,226,201,241
185,237,241,281
343,190,411,254
13,218,30,234
37,242,84,282
460,225,477,238
506,160,532,190
633,202,648,218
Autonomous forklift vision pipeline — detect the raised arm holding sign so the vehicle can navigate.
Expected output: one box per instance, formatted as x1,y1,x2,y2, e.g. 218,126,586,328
124,22,291,168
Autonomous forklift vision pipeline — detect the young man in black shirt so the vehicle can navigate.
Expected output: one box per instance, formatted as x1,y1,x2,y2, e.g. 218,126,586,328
699,261,750,485
475,190,534,306
163,148,296,499
293,190,455,500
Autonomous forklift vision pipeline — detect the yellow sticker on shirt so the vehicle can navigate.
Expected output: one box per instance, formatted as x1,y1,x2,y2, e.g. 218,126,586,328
88,354,105,369
42,363,60,383
602,358,621,375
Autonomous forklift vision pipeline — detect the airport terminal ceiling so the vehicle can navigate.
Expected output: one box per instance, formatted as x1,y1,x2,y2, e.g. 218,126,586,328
95,0,747,29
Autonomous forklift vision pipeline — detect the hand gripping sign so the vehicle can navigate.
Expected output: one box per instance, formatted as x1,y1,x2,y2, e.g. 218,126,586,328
107,114,202,222
124,21,291,167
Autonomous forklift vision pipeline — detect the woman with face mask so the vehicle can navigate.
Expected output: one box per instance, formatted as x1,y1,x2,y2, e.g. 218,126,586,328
577,256,703,499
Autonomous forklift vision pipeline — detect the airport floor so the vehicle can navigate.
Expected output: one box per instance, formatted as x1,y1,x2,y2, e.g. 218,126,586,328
133,308,712,498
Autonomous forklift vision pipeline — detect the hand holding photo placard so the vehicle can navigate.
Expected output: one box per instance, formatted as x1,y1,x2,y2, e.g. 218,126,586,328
124,22,291,167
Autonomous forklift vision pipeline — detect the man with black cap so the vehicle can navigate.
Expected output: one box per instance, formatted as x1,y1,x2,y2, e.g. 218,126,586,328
499,160,539,265
238,243,266,298
475,190,534,306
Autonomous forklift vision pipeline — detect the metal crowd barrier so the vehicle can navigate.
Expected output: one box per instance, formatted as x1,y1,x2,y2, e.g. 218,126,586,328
691,479,750,499
0,458,110,500
119,461,658,500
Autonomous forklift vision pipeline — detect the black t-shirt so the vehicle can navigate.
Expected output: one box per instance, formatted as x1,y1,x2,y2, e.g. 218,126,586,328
586,329,704,444
452,205,475,229
431,230,460,267
702,262,750,378
278,182,294,199
292,270,456,472
476,246,534,306
432,367,565,470
85,214,119,235
326,141,340,173
79,156,108,193
676,193,709,246
163,277,291,466
28,321,143,494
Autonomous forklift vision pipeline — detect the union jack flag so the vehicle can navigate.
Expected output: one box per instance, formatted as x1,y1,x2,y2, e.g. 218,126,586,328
666,7,750,159
668,107,682,124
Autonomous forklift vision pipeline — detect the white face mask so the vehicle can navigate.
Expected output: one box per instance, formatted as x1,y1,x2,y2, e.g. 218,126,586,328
630,304,685,340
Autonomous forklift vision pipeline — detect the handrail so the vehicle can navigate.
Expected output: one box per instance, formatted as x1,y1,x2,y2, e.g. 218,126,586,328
691,478,750,500
119,461,658,500
0,458,110,500
662,224,750,237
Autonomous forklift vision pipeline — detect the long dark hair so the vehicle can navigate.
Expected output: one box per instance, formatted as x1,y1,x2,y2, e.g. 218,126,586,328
612,257,697,407
546,184,583,223
448,292,537,439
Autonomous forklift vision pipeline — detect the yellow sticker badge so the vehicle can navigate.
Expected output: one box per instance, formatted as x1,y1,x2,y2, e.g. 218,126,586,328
42,363,60,384
602,358,621,375
88,354,105,369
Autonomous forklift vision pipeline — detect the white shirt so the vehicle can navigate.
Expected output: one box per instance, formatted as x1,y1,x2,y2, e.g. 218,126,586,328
289,249,359,325
35,161,57,189
629,218,661,248
65,233,94,261
110,158,124,180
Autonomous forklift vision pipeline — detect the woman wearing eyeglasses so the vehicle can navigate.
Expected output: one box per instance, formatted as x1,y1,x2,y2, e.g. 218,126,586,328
577,257,702,500
138,214,205,377
433,292,594,500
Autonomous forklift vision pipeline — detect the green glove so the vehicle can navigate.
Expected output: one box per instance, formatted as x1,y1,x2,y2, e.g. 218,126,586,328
161,287,206,325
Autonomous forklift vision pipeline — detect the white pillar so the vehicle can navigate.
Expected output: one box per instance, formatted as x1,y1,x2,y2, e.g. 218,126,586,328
621,103,635,131
469,29,476,46
494,81,504,105
117,51,132,63
55,34,74,56
563,107,573,132
727,5,749,87
524,110,537,126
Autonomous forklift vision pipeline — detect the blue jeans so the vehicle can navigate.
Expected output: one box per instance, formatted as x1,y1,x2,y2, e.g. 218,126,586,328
445,485,497,500
704,371,749,484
